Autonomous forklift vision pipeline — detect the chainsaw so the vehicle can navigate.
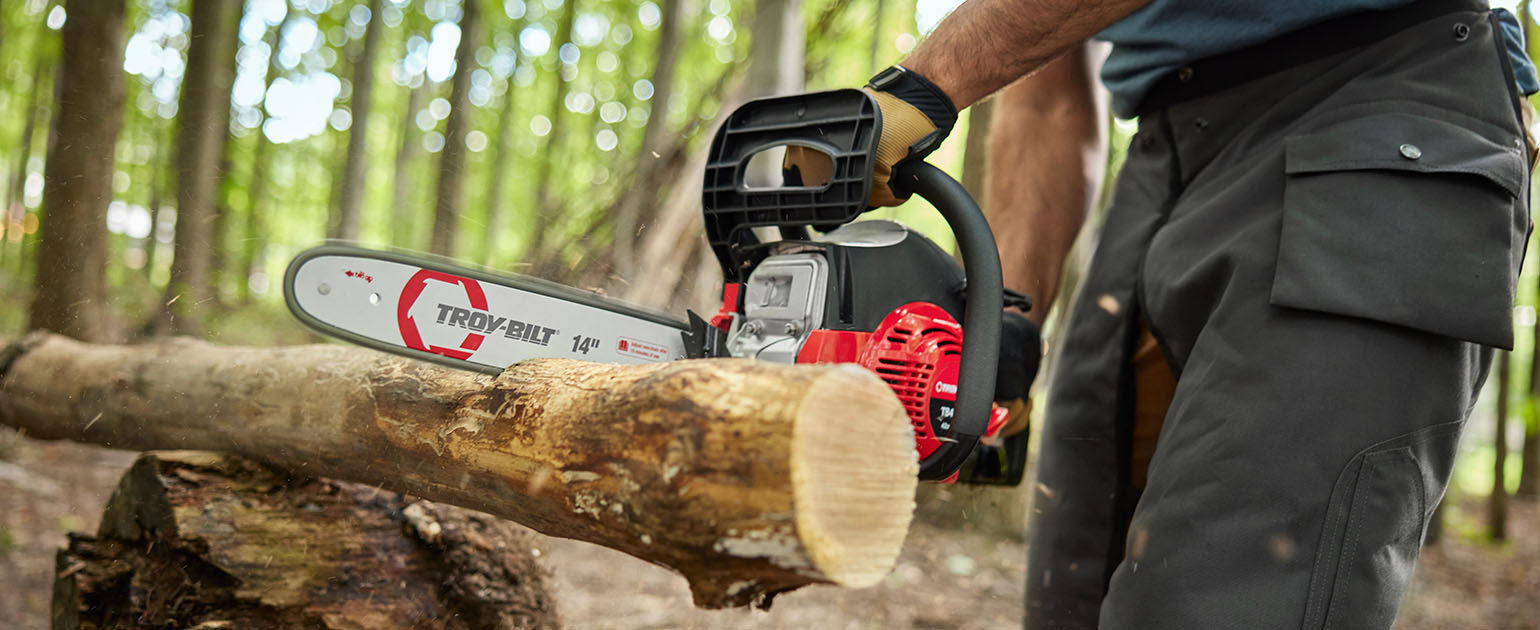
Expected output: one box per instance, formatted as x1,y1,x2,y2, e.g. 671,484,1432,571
284,89,1034,485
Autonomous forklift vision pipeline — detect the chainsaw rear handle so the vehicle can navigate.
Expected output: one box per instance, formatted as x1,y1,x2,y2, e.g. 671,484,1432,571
891,161,1002,481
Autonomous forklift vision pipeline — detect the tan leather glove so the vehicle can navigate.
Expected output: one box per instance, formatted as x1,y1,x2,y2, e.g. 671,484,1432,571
866,89,945,206
785,66,959,207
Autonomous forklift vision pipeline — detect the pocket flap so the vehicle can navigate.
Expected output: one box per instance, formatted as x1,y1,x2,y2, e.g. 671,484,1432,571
1285,112,1527,198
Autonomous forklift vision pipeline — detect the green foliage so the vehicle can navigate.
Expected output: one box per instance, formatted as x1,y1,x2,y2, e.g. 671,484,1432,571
2,0,939,336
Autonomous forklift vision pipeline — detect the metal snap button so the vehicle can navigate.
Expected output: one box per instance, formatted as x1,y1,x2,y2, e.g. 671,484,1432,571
1177,67,1194,82
1453,22,1470,41
1399,143,1423,160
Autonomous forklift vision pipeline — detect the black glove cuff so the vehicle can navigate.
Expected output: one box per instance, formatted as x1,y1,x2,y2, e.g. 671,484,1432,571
868,65,959,136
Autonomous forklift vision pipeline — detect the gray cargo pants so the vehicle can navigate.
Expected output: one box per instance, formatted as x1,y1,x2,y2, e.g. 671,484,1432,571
1026,5,1531,629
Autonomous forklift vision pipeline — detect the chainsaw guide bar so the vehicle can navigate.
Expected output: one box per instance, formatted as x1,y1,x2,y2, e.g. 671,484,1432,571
284,245,691,374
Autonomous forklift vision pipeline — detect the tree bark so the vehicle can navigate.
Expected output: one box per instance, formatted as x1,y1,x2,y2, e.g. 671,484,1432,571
0,332,918,608
428,0,482,257
333,0,387,243
161,0,240,336
52,451,560,629
1490,350,1510,541
28,0,126,342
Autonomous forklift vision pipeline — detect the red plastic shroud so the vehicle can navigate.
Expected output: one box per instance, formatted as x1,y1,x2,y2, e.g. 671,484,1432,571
795,302,1009,476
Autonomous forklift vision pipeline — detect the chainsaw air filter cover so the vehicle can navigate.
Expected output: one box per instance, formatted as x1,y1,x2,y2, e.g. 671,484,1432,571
857,302,964,461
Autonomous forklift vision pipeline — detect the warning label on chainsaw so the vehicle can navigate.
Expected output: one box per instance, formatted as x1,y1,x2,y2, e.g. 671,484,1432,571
616,336,669,362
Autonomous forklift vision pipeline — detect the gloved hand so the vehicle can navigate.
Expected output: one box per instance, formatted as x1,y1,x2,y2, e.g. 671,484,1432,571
993,310,1042,440
785,66,959,207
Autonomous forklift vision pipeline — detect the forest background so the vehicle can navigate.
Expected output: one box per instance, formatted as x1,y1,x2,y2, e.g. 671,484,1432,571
0,0,1538,627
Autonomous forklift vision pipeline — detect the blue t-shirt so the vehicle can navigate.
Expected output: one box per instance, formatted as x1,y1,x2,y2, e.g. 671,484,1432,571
1096,1,1540,117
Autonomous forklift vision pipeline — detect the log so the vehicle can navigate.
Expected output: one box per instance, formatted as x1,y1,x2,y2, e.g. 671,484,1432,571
0,332,918,608
52,450,560,629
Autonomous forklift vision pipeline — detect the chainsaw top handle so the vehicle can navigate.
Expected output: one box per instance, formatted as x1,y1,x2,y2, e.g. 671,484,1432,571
700,89,1003,481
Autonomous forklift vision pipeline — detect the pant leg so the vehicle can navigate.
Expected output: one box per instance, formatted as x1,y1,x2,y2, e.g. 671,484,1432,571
1025,117,1172,629
1102,11,1527,630
1027,8,1530,630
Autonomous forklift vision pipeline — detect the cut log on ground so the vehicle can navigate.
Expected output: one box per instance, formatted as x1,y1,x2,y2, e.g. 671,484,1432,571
0,332,918,608
53,450,559,629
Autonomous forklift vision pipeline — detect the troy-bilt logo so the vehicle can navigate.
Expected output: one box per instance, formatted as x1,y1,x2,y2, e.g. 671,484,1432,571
398,270,487,360
434,304,558,346
396,269,560,361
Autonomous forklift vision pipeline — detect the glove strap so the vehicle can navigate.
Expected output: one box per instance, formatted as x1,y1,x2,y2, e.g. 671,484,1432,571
868,65,959,137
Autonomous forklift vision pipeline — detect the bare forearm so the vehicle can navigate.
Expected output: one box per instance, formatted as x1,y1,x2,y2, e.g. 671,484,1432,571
985,44,1107,326
903,0,1147,109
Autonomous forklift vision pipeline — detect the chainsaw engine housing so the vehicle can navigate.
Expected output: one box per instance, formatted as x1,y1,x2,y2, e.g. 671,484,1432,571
720,221,1011,482
698,89,1022,484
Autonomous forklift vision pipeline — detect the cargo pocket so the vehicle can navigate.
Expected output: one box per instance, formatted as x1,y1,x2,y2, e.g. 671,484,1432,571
1304,447,1428,630
1272,110,1527,349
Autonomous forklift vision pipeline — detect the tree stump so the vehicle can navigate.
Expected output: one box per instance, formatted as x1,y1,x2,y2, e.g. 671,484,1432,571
51,451,560,629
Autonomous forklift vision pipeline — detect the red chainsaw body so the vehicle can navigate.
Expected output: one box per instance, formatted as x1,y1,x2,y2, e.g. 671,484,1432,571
790,301,1009,475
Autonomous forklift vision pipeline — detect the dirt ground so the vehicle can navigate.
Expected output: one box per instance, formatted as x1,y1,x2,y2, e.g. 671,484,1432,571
1,432,1537,629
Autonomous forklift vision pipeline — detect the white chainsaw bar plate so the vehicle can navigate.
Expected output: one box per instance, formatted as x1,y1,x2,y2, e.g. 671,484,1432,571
286,247,689,373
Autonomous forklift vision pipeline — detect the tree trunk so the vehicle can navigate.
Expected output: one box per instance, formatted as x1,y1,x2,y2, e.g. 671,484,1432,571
611,0,686,273
1520,268,1540,499
3,49,50,270
961,98,994,204
1490,350,1510,541
142,122,172,282
0,332,917,608
160,0,239,336
747,0,805,99
208,4,242,304
530,0,578,266
1518,427,1539,499
622,0,803,308
332,0,387,243
428,0,481,257
391,80,429,249
867,0,887,74
52,451,560,629
28,0,126,342
237,8,292,303
482,72,521,266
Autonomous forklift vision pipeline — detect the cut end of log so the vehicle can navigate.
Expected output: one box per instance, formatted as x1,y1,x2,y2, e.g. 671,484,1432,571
792,365,917,588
